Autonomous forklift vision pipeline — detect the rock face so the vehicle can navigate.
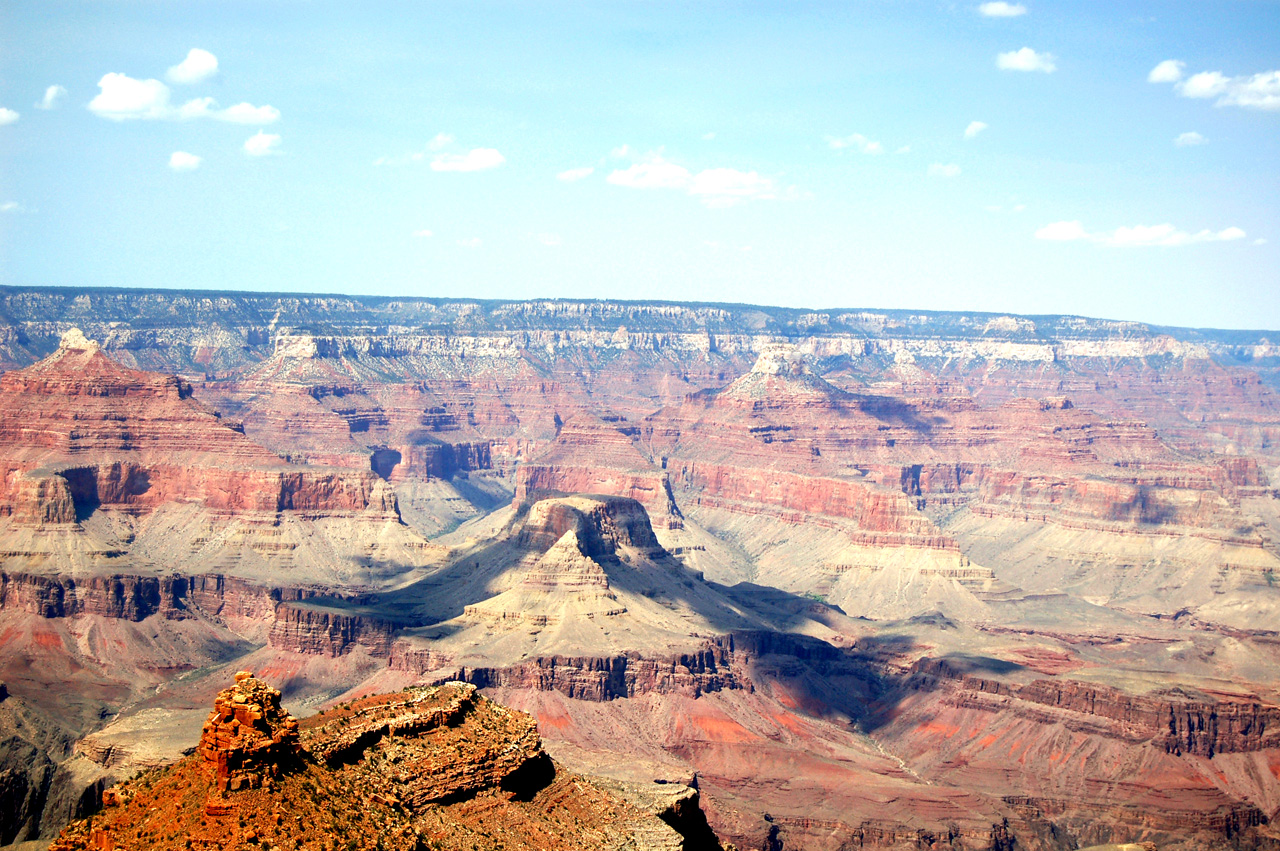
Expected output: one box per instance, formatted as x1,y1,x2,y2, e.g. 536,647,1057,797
48,677,718,851
197,671,300,792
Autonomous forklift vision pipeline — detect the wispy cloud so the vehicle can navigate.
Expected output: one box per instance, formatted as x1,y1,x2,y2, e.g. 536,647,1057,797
457,237,483,248
606,150,807,207
167,49,219,85
244,131,281,156
537,233,562,247
997,47,1056,73
0,108,18,125
427,132,454,151
978,2,1027,17
964,121,988,139
168,151,202,171
557,166,595,182
431,148,506,172
928,163,961,178
827,132,883,154
88,73,278,122
1,202,20,212
36,85,66,110
1174,131,1205,147
413,229,434,238
1036,220,1247,246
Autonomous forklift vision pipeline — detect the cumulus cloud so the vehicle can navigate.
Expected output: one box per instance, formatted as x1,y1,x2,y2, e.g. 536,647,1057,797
89,73,170,120
1174,131,1206,147
88,73,278,122
557,166,595,181
1036,220,1247,246
979,2,1027,16
928,163,961,178
1152,62,1280,111
997,47,1056,73
827,132,883,154
1148,60,1185,83
168,151,202,171
166,49,218,84
964,121,988,139
431,148,506,172
36,85,66,110
606,151,806,207
243,131,281,156
607,156,692,189
0,108,18,125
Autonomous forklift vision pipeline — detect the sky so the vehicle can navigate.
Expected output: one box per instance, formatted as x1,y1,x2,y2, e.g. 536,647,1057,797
1,1,1278,330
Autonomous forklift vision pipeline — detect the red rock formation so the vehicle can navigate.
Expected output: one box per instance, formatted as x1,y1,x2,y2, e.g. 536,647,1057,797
197,671,300,792
0,330,399,526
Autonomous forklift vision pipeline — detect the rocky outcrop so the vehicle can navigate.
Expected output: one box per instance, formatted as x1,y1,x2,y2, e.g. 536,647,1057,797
516,494,667,559
267,603,399,657
50,680,716,851
197,671,301,792
909,657,1280,757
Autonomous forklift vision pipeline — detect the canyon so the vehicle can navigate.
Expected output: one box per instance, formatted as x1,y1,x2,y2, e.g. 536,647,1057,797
2,286,1280,850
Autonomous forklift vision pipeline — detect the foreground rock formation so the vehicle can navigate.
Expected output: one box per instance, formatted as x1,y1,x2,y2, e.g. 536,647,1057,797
50,674,718,851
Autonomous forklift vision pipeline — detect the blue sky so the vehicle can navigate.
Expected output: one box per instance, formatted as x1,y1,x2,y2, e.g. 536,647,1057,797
1,1,1278,329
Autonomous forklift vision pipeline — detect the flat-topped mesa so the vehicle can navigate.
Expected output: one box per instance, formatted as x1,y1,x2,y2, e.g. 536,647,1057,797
197,671,300,791
516,494,666,560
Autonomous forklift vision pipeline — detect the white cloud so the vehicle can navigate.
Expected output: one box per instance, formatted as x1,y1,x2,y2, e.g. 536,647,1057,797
89,73,170,120
827,132,883,154
1036,220,1247,246
689,168,779,207
243,131,281,156
1,202,19,212
606,151,805,207
964,121,988,139
413,229,434,238
702,131,716,140
1148,60,1185,83
1174,131,1206,147
610,144,632,158
457,237,483,248
979,2,1027,17
537,233,562,246
997,47,1056,73
168,151,202,171
0,108,18,125
427,132,454,151
1255,238,1267,245
166,49,218,85
895,145,911,154
1216,70,1280,110
557,166,595,181
1036,220,1089,241
36,85,66,110
1178,71,1231,99
607,156,692,189
928,163,961,178
217,102,281,124
88,73,278,122
431,148,505,172
1152,66,1280,111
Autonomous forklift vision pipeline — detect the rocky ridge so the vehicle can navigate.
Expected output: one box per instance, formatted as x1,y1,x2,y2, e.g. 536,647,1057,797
49,674,718,851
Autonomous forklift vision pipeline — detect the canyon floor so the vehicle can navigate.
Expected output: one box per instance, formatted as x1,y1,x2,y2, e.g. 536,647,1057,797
2,288,1280,850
